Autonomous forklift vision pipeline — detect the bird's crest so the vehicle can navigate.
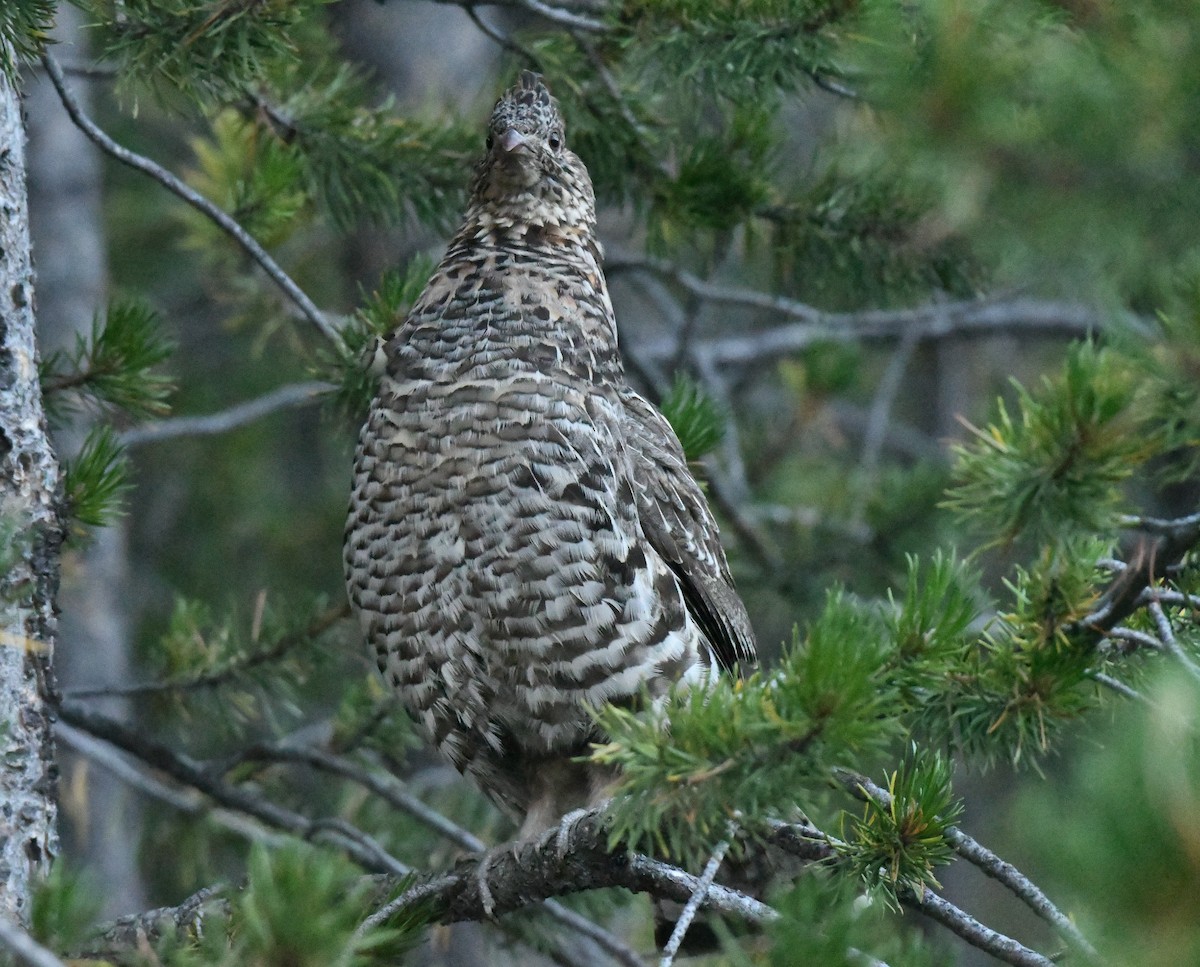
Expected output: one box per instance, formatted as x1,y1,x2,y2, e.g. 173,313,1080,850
489,71,562,139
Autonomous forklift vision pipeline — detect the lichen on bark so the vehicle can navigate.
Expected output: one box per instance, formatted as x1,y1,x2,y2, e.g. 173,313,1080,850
0,60,62,923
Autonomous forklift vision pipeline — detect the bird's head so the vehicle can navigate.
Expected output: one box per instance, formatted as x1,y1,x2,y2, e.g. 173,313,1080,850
468,71,596,235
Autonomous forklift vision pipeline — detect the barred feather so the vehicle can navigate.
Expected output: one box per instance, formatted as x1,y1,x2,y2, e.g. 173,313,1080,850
344,72,757,827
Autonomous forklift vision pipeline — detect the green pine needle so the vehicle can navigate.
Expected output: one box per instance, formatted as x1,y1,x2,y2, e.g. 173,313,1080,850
29,862,102,953
240,843,419,967
0,0,53,83
659,373,727,462
62,425,130,534
40,299,175,423
319,256,436,423
946,341,1153,547
842,748,962,899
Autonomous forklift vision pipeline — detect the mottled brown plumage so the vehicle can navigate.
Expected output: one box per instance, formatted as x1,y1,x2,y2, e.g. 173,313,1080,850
344,71,756,836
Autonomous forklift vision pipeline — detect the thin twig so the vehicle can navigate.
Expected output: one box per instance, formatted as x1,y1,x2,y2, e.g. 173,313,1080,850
465,5,544,66
608,256,1128,368
0,918,68,967
57,701,405,875
852,323,919,524
1120,510,1200,536
538,901,648,967
358,874,456,936
1134,587,1197,608
40,54,343,348
56,722,287,846
435,0,604,31
514,0,606,31
1105,626,1168,654
119,381,334,448
230,742,485,852
658,835,732,967
1148,598,1200,681
1087,671,1146,703
803,67,860,100
624,854,778,924
901,887,1057,967
63,601,348,698
837,771,1097,961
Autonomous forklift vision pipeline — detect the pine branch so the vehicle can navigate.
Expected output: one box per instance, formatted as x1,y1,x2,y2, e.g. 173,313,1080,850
62,601,348,699
40,53,342,348
429,0,605,31
55,707,1055,967
59,704,646,967
118,381,333,449
1086,670,1145,703
836,770,1098,961
766,821,1059,967
57,701,770,925
609,256,1137,367
56,700,409,875
1074,511,1200,634
851,326,919,524
0,917,67,967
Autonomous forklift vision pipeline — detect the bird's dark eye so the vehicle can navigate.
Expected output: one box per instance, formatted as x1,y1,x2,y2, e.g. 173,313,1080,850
548,133,562,151
486,133,494,151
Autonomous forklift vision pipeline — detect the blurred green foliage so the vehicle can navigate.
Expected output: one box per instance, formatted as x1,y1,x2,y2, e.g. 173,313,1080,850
1018,668,1200,966
18,0,1200,963
0,0,53,82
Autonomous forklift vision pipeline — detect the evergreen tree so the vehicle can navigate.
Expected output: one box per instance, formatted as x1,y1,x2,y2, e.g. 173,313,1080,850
0,1,1198,964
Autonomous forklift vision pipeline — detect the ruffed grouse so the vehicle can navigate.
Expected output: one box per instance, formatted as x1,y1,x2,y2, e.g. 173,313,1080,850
344,71,756,838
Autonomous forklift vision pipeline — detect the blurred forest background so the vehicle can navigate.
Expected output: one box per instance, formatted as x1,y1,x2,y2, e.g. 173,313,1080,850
4,0,1200,965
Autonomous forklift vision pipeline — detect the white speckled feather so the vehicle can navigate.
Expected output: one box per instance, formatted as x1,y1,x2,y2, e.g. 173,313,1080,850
344,72,756,827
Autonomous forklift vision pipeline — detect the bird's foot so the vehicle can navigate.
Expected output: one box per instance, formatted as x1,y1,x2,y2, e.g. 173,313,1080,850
553,807,591,860
475,850,497,918
475,841,523,918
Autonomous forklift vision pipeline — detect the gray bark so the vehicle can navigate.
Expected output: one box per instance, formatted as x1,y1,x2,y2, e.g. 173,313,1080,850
0,58,61,922
26,7,145,919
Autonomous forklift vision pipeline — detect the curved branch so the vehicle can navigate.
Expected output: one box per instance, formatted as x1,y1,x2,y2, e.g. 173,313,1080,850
609,256,1138,368
766,820,1058,967
901,887,1057,967
0,918,67,967
119,381,334,448
40,54,343,349
1075,511,1200,635
430,0,605,31
837,771,1098,961
62,601,348,699
60,704,646,966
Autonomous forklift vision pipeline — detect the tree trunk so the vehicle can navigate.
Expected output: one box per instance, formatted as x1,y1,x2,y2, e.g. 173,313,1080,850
0,60,61,922
26,7,145,919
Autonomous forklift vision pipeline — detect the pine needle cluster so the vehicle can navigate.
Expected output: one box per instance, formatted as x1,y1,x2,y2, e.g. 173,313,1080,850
7,0,1200,964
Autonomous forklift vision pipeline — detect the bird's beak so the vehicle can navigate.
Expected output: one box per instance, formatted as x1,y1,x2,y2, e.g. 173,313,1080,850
498,127,529,154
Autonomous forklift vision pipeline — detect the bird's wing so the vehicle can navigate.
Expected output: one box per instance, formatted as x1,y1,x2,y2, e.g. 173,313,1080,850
618,389,757,672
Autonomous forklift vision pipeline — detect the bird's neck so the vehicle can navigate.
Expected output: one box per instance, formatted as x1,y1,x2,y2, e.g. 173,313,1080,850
453,208,601,265
388,214,624,390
